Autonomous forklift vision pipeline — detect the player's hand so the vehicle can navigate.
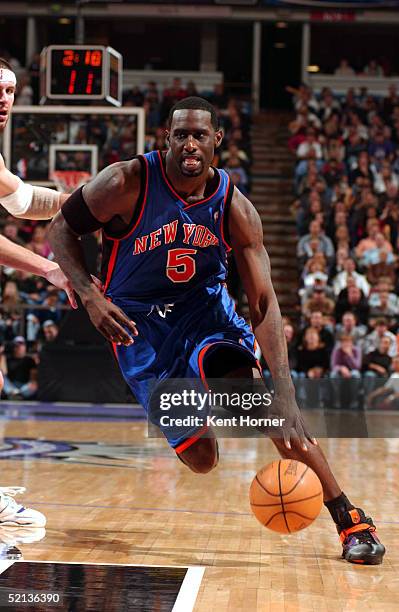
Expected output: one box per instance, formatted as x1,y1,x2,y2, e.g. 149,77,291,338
82,287,138,346
269,392,317,451
45,265,78,309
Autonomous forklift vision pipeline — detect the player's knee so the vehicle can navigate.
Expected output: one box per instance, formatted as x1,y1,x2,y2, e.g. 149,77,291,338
178,438,219,474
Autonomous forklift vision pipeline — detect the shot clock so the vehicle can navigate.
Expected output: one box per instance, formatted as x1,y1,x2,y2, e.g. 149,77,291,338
40,45,122,106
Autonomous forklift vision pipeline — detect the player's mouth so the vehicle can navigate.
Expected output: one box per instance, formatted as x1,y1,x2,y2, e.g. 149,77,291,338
181,156,202,172
0,110,8,124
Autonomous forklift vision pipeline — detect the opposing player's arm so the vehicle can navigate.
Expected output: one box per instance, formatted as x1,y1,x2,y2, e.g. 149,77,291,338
0,234,77,307
48,160,141,346
0,153,68,219
229,188,316,449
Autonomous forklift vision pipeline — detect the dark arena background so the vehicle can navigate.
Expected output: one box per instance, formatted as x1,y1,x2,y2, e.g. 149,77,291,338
0,0,398,610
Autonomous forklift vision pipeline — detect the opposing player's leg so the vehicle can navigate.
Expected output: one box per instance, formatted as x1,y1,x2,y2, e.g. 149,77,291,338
0,373,46,527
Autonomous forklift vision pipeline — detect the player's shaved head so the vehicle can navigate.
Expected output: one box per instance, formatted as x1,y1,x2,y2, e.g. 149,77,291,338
168,96,219,130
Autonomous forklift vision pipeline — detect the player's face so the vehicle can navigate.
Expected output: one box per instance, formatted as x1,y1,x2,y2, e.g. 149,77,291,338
167,110,223,178
0,81,15,130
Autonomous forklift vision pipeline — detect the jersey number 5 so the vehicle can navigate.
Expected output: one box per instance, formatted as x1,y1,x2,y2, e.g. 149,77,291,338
166,248,197,283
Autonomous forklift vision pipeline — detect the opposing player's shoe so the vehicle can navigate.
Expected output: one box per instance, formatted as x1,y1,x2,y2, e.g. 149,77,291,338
0,487,46,527
0,526,46,560
337,508,385,565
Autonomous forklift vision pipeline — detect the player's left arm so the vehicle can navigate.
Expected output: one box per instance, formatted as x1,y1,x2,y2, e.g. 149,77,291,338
0,153,68,219
229,187,316,450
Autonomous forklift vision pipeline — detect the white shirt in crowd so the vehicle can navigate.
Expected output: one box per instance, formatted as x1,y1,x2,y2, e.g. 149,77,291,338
333,271,370,297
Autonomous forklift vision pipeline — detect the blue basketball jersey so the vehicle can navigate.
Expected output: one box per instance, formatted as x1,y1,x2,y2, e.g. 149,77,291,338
102,150,233,309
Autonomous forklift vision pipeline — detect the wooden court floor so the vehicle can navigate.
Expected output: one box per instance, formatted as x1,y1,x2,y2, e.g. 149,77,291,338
0,411,397,611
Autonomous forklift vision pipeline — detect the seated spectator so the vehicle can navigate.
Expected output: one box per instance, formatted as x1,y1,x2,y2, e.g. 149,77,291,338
220,142,250,169
27,225,53,259
379,198,399,247
366,355,399,409
334,59,355,77
362,336,392,394
319,91,341,123
296,128,324,177
324,137,345,164
2,336,37,399
143,81,161,129
361,232,395,266
330,334,362,409
332,257,370,297
301,268,335,304
1,281,21,314
373,160,399,194
223,155,248,188
327,209,348,241
369,287,398,328
331,335,362,378
299,197,324,233
297,220,335,266
287,83,319,114
41,320,59,344
321,159,345,188
363,59,384,77
302,286,335,320
355,219,390,261
366,257,397,287
344,129,367,168
349,151,373,185
297,328,330,379
33,286,64,325
334,225,350,252
284,322,299,377
335,283,370,325
362,317,397,357
383,85,399,118
229,170,248,196
3,222,25,247
368,130,395,168
303,261,328,289
335,311,368,345
329,245,349,279
298,310,334,353
123,86,144,107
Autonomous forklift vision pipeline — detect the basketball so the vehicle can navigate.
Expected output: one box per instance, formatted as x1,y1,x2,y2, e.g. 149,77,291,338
249,459,323,534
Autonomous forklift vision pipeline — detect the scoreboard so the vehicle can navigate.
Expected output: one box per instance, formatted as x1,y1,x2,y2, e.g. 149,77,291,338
40,45,122,106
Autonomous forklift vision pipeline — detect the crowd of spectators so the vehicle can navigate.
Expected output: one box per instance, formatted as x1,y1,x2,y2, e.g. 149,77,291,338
333,58,389,78
287,83,399,410
0,69,251,399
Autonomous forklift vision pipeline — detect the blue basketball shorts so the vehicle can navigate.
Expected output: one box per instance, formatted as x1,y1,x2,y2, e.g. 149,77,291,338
112,285,258,451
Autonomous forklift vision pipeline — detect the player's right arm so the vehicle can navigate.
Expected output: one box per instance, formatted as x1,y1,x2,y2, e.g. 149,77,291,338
48,160,141,346
0,153,68,219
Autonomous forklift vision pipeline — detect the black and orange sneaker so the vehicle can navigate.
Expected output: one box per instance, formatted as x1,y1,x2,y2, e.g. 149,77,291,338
338,508,385,565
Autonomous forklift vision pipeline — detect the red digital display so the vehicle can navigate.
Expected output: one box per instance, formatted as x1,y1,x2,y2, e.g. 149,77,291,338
50,48,103,97
44,45,122,105
61,49,103,68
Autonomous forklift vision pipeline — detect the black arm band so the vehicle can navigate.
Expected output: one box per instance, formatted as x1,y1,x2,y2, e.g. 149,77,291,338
61,186,104,235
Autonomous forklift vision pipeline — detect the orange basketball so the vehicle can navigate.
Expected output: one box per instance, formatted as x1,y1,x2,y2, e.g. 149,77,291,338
249,459,323,533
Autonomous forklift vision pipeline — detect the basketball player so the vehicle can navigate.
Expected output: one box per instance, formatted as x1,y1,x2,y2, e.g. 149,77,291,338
0,58,77,527
48,97,385,564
